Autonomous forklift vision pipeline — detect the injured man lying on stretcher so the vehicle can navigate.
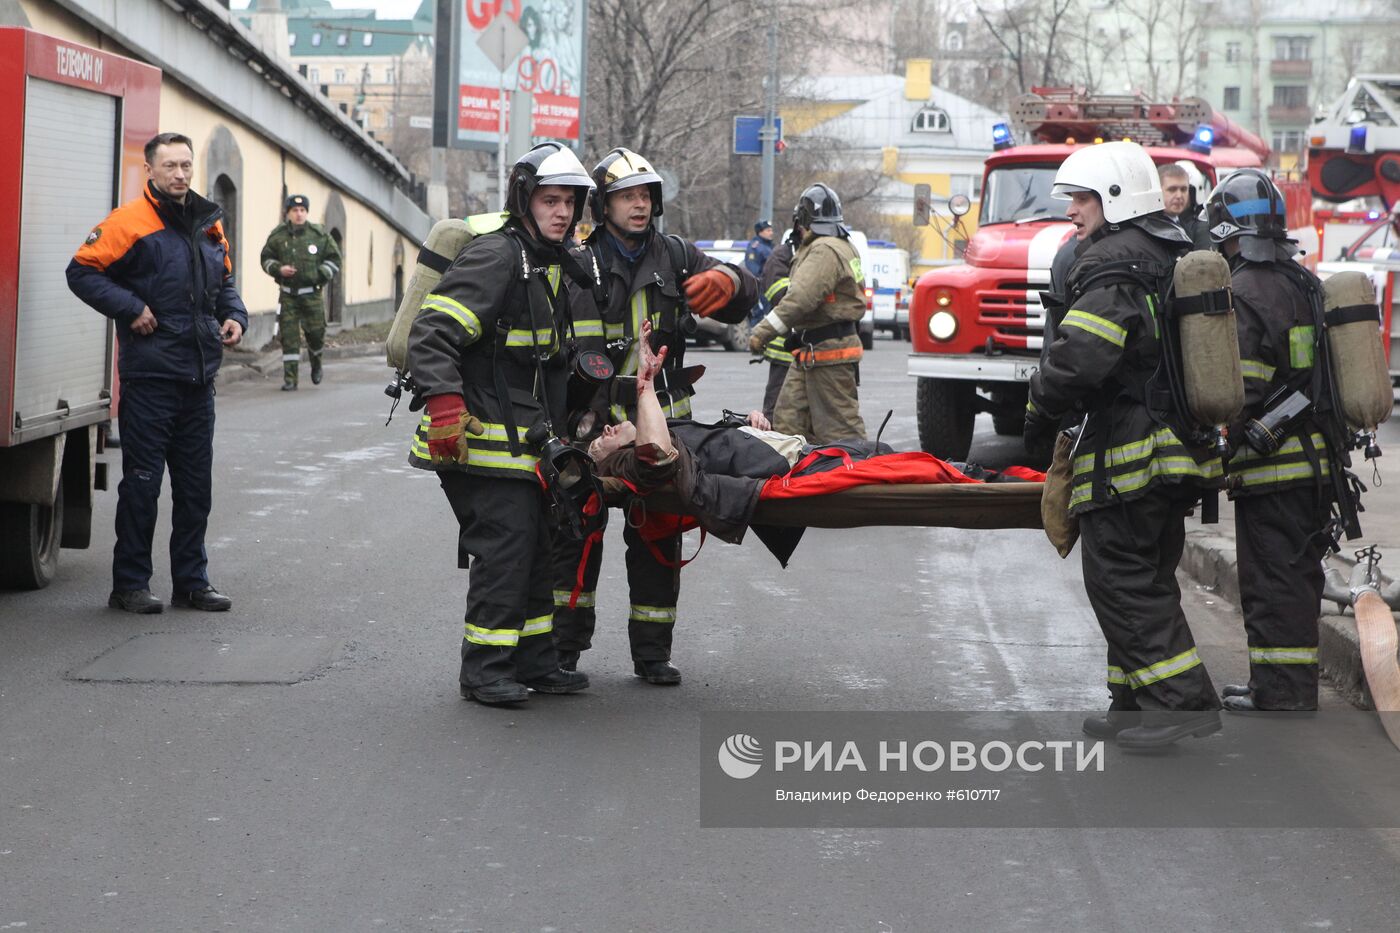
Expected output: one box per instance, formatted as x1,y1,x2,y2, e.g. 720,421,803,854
581,321,1042,567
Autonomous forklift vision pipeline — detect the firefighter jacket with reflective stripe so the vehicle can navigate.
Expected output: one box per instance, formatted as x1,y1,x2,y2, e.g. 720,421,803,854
769,234,864,367
569,228,757,421
67,182,249,384
1226,256,1330,497
405,223,570,479
260,221,342,292
1028,225,1219,514
758,241,795,364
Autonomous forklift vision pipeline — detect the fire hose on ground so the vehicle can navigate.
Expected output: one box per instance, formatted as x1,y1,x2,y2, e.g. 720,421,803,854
1322,546,1400,749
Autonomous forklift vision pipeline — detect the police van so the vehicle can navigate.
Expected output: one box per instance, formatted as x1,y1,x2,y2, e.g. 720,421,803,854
865,240,911,341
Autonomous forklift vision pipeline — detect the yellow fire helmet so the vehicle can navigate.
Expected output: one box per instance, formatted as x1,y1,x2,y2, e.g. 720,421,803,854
590,147,665,223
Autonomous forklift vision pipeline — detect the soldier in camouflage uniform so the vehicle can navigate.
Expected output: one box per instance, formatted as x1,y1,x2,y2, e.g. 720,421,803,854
748,184,866,443
260,194,341,390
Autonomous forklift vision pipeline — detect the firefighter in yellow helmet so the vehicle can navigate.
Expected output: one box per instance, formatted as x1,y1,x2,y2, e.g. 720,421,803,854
551,147,758,685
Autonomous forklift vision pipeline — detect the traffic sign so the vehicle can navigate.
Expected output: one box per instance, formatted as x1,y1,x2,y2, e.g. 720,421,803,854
734,115,784,156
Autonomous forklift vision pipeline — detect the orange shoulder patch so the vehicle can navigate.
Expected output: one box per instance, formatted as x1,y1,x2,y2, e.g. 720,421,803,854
72,196,165,271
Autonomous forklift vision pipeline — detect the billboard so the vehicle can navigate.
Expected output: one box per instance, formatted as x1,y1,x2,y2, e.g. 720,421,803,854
438,0,586,151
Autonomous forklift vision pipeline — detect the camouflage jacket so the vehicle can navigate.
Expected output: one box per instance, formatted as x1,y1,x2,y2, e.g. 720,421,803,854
260,221,341,293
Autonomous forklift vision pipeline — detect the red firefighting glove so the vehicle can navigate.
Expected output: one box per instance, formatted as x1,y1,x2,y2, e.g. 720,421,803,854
683,268,737,318
424,394,484,466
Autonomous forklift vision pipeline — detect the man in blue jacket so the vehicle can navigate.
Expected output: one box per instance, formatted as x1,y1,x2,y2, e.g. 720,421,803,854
67,132,248,614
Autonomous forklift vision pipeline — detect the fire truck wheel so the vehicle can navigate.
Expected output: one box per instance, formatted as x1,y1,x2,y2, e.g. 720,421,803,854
0,483,64,590
916,377,975,462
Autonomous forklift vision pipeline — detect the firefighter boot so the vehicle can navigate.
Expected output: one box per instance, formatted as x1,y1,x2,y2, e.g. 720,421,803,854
1116,710,1223,750
634,660,682,685
461,680,529,705
522,668,590,694
1081,710,1142,740
557,649,581,672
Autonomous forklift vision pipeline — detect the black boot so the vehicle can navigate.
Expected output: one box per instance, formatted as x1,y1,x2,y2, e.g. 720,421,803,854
310,356,323,384
462,680,529,705
171,585,232,612
1081,710,1141,740
557,650,581,672
1116,711,1222,750
1221,683,1251,698
522,668,589,694
108,589,164,614
634,659,682,685
281,380,297,391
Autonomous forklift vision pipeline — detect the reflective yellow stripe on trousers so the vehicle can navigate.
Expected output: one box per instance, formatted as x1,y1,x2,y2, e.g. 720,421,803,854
1106,647,1204,689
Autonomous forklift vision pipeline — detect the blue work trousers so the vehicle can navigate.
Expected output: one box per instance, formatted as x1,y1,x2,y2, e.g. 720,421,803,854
112,379,216,592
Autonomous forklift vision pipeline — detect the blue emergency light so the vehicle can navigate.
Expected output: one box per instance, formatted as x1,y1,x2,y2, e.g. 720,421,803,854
1349,125,1369,153
991,122,1013,150
1187,123,1214,154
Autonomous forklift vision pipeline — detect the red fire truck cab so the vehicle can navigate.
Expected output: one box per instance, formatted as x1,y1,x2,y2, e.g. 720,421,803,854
906,89,1275,461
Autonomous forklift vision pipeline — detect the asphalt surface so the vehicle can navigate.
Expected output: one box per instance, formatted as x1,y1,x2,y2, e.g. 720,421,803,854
3,337,1399,932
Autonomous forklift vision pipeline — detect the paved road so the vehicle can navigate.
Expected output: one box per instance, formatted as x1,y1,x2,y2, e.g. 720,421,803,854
3,337,1398,932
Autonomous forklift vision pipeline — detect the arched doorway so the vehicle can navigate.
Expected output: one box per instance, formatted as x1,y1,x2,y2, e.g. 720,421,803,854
204,125,243,284
322,191,347,325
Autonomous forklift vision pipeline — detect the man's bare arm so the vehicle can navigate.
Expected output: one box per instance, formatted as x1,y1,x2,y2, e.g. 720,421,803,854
633,319,675,460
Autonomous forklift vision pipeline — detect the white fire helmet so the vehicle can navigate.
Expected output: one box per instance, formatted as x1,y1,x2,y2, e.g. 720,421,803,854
1051,141,1164,225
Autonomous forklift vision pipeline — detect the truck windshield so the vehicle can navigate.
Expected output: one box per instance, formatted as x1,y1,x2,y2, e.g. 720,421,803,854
979,165,1065,225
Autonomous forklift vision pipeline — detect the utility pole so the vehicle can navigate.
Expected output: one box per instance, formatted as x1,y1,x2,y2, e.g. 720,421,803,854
757,0,778,226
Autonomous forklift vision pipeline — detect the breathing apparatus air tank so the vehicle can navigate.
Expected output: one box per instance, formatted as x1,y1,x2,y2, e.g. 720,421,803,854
386,213,508,371
1323,271,1392,433
1172,250,1245,429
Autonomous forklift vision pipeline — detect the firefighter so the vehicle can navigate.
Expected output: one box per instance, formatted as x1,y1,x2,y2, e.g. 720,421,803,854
406,142,594,706
1023,141,1224,749
1207,169,1330,712
755,222,803,421
552,147,758,685
748,184,866,443
260,195,342,390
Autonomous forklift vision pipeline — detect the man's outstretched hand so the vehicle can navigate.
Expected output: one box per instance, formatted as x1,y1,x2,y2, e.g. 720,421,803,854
637,319,669,394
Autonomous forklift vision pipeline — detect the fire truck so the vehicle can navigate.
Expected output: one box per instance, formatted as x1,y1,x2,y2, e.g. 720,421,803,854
0,29,161,588
1309,73,1400,382
905,89,1279,460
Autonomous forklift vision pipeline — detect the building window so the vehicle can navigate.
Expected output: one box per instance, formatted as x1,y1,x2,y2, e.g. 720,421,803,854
946,31,964,52
1344,38,1364,62
1223,86,1240,110
363,33,373,46
1271,130,1304,152
336,32,349,47
950,174,983,200
308,67,319,83
1273,85,1308,108
1273,35,1312,61
334,67,347,84
384,65,395,84
311,32,321,47
288,33,297,47
913,108,950,132
1225,41,1241,63
1198,49,1208,68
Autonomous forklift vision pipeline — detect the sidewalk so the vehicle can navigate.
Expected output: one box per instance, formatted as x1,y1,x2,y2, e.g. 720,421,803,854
218,338,387,386
1179,404,1400,709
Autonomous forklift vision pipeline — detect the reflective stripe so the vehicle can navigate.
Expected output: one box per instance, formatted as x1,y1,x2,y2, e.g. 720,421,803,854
320,261,339,276
1288,326,1316,369
281,285,317,296
1107,665,1128,685
848,256,863,283
764,276,791,302
1123,647,1203,689
1240,358,1276,381
421,294,483,342
630,604,677,623
520,614,553,638
465,623,519,647
546,265,561,294
1061,309,1127,348
604,321,627,340
554,590,595,608
282,353,300,361
1232,458,1329,487
263,259,280,274
763,337,794,364
662,395,693,419
572,319,605,338
504,327,558,349
1249,646,1318,665
1229,431,1329,487
410,414,537,472
792,345,862,364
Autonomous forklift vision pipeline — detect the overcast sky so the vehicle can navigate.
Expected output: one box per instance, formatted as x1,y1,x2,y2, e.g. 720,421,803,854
230,1,424,17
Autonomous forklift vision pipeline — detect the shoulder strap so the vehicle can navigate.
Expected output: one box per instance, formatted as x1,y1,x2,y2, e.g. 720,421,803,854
663,234,690,283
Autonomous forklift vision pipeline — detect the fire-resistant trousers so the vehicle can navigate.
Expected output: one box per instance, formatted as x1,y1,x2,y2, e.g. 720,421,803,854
551,509,681,663
112,379,216,593
772,362,865,444
438,472,560,689
1234,486,1328,710
1078,487,1222,713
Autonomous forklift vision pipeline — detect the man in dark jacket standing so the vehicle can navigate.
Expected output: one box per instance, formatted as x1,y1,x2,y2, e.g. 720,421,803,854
1207,170,1333,713
260,194,342,390
67,132,248,614
1159,162,1213,251
407,142,594,706
552,147,757,685
1024,141,1223,749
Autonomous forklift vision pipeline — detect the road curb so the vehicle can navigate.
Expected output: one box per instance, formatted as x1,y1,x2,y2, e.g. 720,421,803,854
218,341,386,385
1181,531,1385,710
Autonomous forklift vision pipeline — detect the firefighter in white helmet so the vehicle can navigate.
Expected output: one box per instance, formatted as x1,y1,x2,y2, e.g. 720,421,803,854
1024,141,1224,749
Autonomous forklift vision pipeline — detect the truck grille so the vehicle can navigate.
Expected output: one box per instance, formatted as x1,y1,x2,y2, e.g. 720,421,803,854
977,281,1048,350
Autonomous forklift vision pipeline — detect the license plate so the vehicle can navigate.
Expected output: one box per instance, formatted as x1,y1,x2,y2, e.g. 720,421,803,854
1014,361,1039,380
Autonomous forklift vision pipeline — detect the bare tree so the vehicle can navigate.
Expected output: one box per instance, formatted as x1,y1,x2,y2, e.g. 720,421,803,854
973,0,1075,96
